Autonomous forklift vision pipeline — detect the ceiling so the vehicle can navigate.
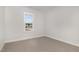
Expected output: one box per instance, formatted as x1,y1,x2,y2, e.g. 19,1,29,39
26,6,57,12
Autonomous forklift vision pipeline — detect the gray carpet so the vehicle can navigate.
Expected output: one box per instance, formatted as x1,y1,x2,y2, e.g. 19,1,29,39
2,36,79,52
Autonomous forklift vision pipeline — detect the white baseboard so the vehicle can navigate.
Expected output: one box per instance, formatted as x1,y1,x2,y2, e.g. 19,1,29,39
46,34,79,47
5,34,79,47
0,44,5,51
5,34,45,43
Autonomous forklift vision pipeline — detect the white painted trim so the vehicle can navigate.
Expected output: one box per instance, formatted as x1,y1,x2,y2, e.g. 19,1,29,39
46,34,79,47
5,34,45,43
0,44,5,51
4,33,79,47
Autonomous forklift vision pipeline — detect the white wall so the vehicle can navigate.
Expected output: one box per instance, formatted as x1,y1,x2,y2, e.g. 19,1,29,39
5,6,79,47
24,8,44,37
5,7,44,43
0,7,5,50
1,6,79,48
46,7,79,46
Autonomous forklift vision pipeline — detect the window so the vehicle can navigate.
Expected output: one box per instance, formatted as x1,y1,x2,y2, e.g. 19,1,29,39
24,12,32,31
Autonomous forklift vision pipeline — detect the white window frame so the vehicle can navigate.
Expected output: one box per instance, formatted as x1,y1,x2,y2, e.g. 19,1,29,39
24,12,34,32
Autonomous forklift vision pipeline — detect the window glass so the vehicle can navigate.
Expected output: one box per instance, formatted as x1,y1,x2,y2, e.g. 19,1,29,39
24,14,32,31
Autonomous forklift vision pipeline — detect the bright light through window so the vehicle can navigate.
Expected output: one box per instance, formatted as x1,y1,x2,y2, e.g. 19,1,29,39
24,13,32,31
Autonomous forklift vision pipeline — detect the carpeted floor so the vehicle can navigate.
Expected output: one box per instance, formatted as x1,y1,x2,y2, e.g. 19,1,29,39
2,36,79,52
